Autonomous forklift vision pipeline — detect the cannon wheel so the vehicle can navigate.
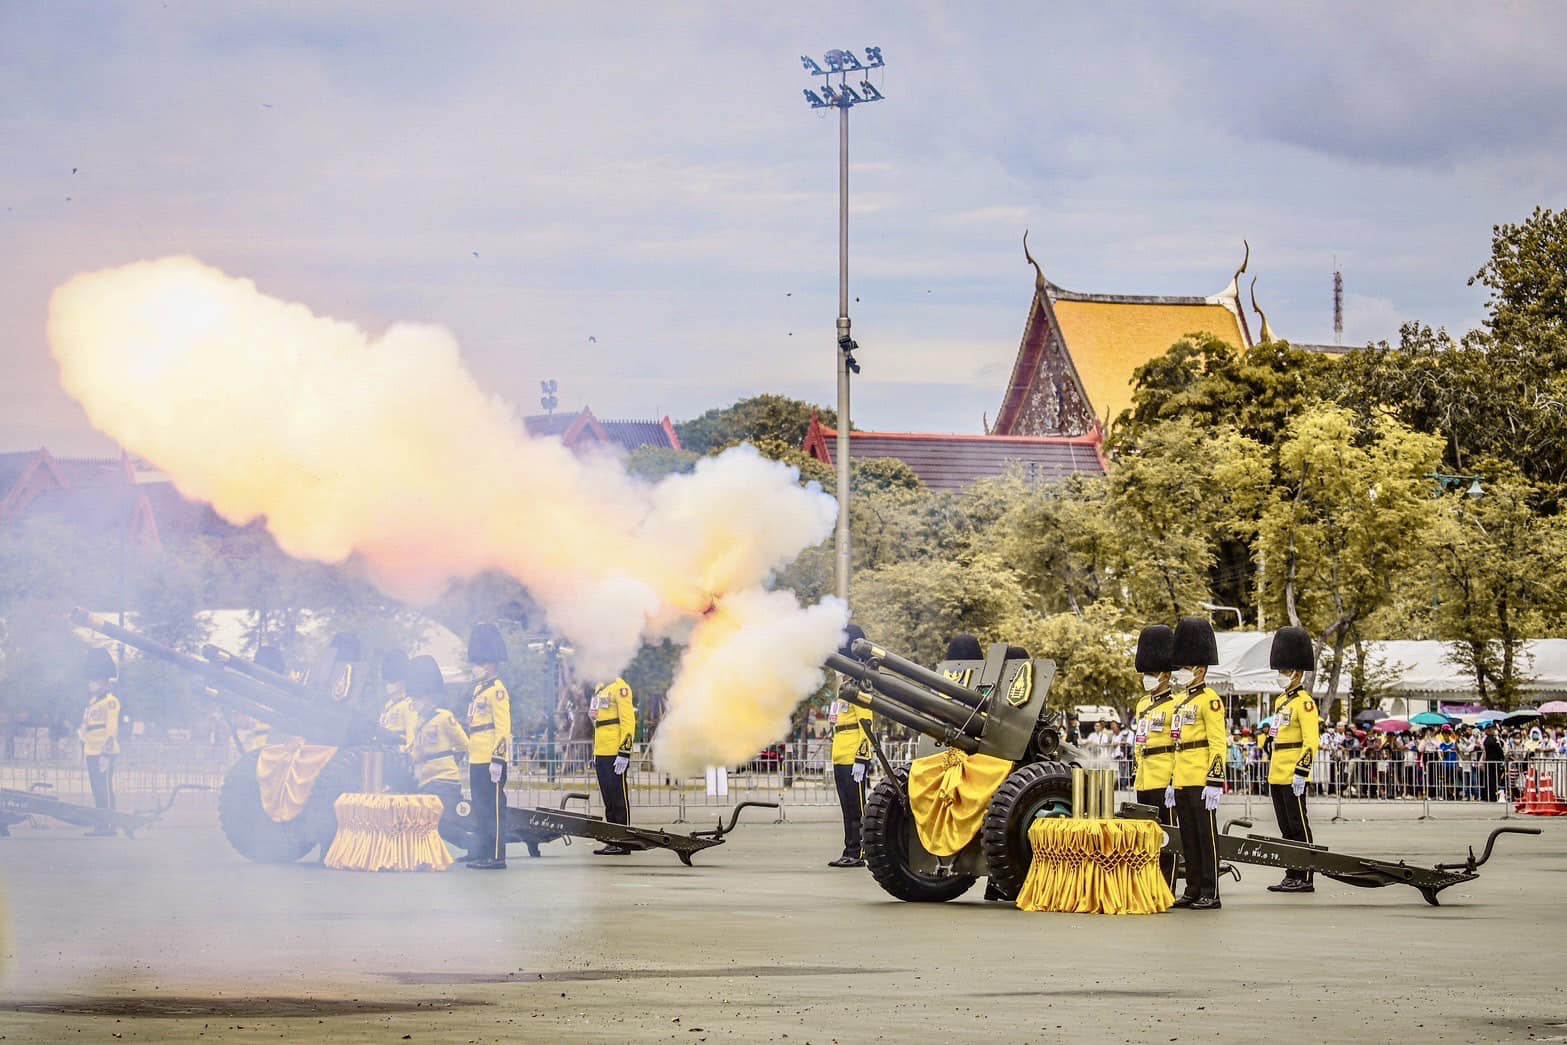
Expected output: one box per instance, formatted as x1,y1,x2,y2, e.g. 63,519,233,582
979,760,1074,902
293,750,364,858
218,749,314,864
862,769,978,903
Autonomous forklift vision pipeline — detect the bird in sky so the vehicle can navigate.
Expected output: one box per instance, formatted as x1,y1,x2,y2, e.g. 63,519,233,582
588,336,597,343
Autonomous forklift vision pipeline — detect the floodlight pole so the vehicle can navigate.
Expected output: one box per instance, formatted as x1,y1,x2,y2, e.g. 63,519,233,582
802,47,884,605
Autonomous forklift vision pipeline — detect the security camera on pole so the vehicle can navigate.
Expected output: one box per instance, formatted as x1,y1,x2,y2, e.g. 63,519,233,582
800,45,885,604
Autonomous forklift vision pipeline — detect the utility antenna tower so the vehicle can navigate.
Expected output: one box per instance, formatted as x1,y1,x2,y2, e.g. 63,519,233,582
1332,258,1344,345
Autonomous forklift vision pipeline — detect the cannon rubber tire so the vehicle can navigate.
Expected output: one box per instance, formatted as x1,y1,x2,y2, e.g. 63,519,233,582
218,749,314,864
862,769,977,903
979,760,1074,902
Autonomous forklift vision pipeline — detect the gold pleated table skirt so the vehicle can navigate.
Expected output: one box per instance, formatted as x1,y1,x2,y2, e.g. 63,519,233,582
323,793,454,872
1016,818,1172,915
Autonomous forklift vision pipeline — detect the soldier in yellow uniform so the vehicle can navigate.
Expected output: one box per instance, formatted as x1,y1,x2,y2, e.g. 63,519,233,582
828,627,875,868
1266,626,1320,893
464,623,511,870
590,676,637,855
404,654,470,851
1169,617,1228,910
79,648,121,833
1130,624,1179,892
376,650,417,750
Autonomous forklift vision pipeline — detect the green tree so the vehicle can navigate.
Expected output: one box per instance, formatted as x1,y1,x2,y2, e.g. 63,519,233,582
1257,406,1443,713
1426,472,1567,707
625,445,700,482
1113,334,1332,451
1470,205,1567,349
675,395,838,454
1008,603,1140,723
850,554,1030,666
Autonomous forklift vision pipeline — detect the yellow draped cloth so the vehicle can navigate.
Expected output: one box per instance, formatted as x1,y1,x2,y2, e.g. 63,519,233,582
323,793,454,872
255,739,339,822
907,749,1015,857
1016,818,1173,915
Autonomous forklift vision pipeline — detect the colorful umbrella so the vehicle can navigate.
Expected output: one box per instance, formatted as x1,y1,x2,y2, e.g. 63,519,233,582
1375,719,1412,733
1410,712,1453,726
1354,709,1389,723
1538,700,1567,714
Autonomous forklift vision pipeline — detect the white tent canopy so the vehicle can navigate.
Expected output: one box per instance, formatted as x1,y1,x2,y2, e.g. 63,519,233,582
1209,632,1567,700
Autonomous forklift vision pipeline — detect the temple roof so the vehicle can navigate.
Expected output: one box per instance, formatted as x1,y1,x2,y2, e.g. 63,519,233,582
1049,294,1250,426
803,418,1105,492
523,407,682,453
994,236,1254,436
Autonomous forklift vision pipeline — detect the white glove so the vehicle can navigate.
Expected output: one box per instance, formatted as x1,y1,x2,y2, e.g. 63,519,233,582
1202,785,1223,811
1291,776,1307,797
489,761,503,784
851,762,866,784
613,755,629,775
97,756,109,773
1163,786,1175,808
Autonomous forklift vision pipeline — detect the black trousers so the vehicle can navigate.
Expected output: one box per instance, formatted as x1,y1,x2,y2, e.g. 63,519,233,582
595,754,630,826
421,780,467,848
1269,783,1314,883
1173,787,1220,900
468,762,508,862
833,763,866,859
87,754,116,811
1135,787,1178,891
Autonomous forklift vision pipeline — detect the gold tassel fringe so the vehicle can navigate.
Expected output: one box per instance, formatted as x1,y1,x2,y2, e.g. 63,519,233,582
323,793,454,872
1015,818,1173,915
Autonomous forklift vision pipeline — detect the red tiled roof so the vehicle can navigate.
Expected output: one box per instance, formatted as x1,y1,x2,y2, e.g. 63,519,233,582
524,407,681,453
803,418,1105,492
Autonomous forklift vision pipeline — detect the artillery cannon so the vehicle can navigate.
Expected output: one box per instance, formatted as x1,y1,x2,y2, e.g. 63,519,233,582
70,611,768,866
833,634,1538,906
828,635,1080,902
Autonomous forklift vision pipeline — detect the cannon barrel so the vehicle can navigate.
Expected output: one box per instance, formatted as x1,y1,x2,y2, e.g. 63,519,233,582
201,644,313,697
825,652,983,753
827,652,985,737
849,638,987,710
70,609,358,743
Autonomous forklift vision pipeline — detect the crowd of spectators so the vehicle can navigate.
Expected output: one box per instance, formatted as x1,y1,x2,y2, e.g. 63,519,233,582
1075,718,1567,800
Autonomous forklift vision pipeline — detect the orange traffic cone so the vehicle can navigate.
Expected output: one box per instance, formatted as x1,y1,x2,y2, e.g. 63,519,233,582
1516,768,1567,816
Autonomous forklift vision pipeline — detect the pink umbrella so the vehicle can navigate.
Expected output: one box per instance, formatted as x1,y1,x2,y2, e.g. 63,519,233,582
1540,700,1567,714
1375,718,1412,733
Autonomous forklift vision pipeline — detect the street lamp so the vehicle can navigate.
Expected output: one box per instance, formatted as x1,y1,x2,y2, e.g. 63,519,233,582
801,46,885,605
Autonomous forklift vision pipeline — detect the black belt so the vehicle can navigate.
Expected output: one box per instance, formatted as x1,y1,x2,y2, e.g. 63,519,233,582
469,724,494,733
594,719,619,729
1168,740,1217,753
1273,741,1303,751
834,723,864,734
1141,742,1174,755
82,725,107,733
415,750,458,765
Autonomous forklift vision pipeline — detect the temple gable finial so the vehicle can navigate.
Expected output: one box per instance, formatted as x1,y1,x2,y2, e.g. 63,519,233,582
1022,229,1047,294
1250,276,1276,343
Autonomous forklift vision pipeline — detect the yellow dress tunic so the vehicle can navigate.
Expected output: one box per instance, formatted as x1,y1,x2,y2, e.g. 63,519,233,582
410,709,469,788
829,699,873,766
1132,689,1177,791
1171,685,1228,788
591,678,636,758
80,692,121,757
378,695,418,751
1268,689,1321,786
466,678,511,765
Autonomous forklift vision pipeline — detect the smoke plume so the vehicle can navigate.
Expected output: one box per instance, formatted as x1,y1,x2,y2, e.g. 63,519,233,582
48,256,846,774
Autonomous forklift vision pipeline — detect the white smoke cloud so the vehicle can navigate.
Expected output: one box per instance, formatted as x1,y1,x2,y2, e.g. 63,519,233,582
47,256,846,770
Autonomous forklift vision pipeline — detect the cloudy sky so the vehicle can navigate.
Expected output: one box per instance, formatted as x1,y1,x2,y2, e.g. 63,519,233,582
3,1,1564,454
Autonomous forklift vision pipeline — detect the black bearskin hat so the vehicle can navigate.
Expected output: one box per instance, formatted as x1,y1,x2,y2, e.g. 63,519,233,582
254,645,287,676
467,622,508,665
1005,645,1031,660
380,650,408,685
944,634,983,660
839,623,866,659
405,654,446,699
1171,616,1218,667
1269,626,1315,672
83,647,117,681
1135,625,1175,675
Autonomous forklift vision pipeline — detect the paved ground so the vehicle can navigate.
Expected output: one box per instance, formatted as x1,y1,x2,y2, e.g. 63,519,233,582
1,804,1564,1043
